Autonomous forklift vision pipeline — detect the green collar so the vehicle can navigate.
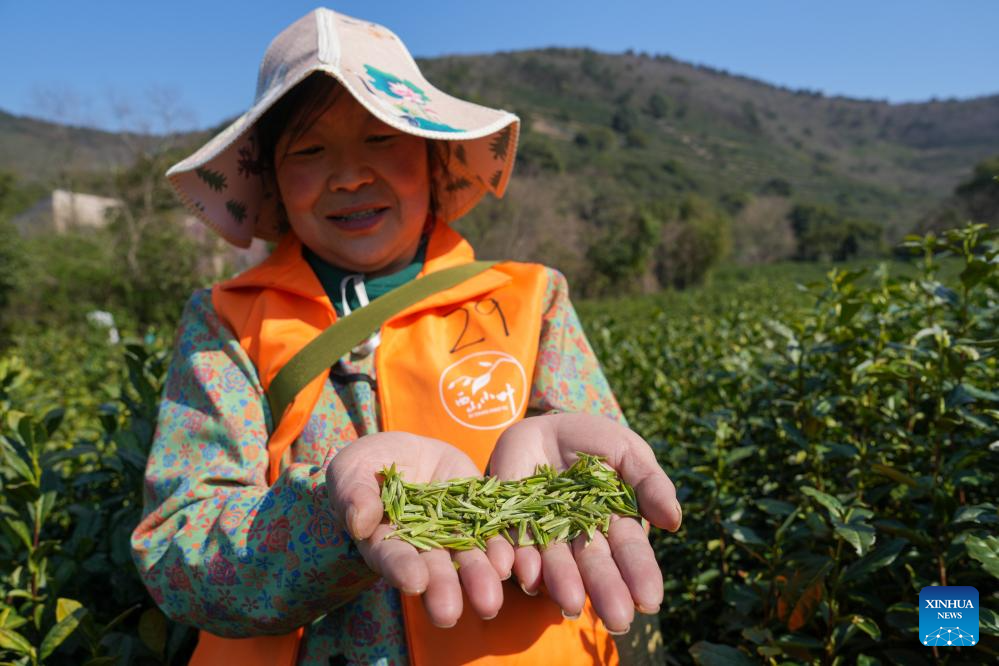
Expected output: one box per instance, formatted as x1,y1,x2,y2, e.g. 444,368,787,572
303,238,428,317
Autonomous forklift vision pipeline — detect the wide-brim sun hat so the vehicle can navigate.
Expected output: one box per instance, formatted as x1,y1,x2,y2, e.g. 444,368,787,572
166,7,520,248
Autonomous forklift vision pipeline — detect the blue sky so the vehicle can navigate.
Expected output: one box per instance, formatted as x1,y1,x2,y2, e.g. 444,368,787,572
1,1,996,132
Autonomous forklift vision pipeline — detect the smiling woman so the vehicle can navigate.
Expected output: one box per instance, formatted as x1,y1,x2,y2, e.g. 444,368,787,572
272,82,431,275
131,7,680,666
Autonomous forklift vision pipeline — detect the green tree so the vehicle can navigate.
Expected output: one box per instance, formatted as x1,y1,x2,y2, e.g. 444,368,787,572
611,105,638,134
574,127,616,152
0,218,23,346
954,155,999,225
645,92,669,119
0,173,28,345
517,134,564,174
585,203,662,294
652,194,732,289
789,203,881,261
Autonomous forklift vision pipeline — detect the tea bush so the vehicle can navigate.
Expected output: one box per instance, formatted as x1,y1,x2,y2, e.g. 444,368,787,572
0,225,995,664
583,224,998,664
1,341,197,664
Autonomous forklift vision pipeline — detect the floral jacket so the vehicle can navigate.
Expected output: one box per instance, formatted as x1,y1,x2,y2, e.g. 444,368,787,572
131,267,626,665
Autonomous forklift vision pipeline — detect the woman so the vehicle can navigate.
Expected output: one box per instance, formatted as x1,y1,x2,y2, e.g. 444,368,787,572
131,8,681,665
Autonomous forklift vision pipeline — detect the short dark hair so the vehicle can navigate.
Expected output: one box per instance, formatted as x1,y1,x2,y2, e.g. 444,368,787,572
255,71,449,224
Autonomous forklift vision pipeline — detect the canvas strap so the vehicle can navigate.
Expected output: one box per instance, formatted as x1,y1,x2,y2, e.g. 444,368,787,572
267,260,496,423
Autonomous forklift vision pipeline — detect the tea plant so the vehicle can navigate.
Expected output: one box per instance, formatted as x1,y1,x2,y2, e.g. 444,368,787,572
380,453,639,551
585,224,999,664
0,225,995,665
0,342,196,665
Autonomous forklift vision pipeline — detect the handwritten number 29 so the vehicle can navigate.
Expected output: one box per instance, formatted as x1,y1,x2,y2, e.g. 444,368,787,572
445,298,510,353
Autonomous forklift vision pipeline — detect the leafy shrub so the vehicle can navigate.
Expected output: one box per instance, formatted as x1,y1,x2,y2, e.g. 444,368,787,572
2,226,995,665
584,204,662,295
652,194,732,289
646,93,669,119
573,127,616,152
585,224,999,664
517,135,564,175
625,130,651,150
1,340,196,664
0,219,24,346
611,105,639,135
921,156,999,234
790,203,882,262
760,178,794,198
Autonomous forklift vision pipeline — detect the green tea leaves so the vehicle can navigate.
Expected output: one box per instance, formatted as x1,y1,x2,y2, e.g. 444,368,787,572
965,535,999,579
379,453,639,551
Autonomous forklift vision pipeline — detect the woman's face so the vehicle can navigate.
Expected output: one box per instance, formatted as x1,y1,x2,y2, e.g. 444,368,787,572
274,92,430,276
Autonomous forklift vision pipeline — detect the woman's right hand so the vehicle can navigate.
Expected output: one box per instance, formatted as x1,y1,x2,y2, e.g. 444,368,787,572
326,432,514,627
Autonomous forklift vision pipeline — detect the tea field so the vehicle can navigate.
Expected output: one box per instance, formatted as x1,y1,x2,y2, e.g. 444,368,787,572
0,226,996,664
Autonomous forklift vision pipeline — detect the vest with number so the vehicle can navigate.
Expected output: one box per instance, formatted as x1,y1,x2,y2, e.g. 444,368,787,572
192,223,618,665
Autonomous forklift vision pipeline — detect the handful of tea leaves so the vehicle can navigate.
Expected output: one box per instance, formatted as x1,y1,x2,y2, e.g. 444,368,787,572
379,453,639,551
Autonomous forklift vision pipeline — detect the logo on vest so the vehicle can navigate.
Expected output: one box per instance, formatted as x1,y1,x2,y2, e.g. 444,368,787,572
439,351,527,430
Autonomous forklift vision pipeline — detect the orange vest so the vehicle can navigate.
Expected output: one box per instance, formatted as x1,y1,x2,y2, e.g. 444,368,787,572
192,224,618,665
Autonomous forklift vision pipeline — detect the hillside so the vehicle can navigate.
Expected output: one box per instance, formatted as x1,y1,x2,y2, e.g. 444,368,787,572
420,49,999,233
0,110,209,189
918,155,999,232
3,49,998,279
0,110,134,184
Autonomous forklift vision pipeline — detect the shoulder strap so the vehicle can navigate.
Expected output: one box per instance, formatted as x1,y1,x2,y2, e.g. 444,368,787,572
267,260,496,423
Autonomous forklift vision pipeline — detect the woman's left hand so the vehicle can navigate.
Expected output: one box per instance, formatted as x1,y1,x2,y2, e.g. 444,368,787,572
486,413,681,634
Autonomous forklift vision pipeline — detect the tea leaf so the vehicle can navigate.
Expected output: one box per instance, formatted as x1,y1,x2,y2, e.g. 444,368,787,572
981,606,999,637
138,607,167,655
55,598,83,623
379,454,638,551
850,615,881,641
801,486,845,521
951,503,998,526
756,498,796,517
2,519,32,551
840,539,907,584
965,535,999,578
834,523,876,556
0,627,33,655
689,641,755,665
40,605,87,660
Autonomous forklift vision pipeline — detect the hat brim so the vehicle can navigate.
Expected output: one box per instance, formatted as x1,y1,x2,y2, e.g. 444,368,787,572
166,9,519,248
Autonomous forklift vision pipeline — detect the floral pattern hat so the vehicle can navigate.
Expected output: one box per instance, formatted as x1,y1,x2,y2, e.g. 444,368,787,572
166,7,520,248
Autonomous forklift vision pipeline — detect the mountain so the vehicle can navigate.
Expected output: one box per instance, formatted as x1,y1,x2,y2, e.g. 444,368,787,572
3,48,998,263
419,49,999,234
0,110,134,184
0,110,211,189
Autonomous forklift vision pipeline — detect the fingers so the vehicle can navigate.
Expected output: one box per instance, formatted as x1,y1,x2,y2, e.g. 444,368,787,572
420,548,463,628
356,523,429,595
571,531,634,634
336,478,386,539
454,549,504,620
607,517,663,615
489,419,548,479
360,529,505,623
512,545,542,596
547,413,683,532
327,432,484,539
485,535,514,581
541,542,586,618
632,472,682,533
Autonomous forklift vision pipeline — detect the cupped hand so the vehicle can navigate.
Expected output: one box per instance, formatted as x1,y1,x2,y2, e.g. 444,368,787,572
326,432,515,627
487,413,681,634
